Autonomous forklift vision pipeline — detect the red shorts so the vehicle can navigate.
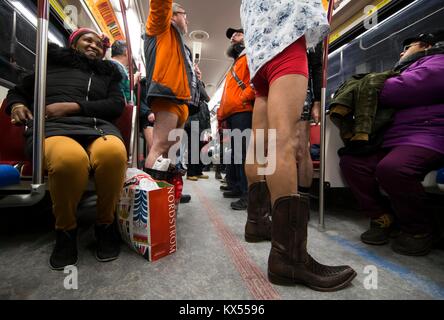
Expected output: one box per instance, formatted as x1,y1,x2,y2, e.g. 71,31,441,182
252,36,308,98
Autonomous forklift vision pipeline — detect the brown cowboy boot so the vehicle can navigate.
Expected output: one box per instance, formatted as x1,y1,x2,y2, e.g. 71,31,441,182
244,181,272,242
268,195,357,292
298,190,311,221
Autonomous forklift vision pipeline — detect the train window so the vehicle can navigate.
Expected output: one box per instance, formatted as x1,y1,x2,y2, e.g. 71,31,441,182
0,0,66,87
0,2,13,60
326,0,444,105
327,50,342,78
326,50,343,104
357,0,444,71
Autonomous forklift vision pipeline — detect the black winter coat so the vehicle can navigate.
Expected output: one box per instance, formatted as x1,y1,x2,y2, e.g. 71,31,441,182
6,43,124,156
185,81,211,133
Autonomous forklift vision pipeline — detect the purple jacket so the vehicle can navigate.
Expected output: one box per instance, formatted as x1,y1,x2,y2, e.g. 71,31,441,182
380,54,444,154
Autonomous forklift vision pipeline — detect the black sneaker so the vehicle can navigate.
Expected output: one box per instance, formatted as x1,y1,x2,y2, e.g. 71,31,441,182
49,229,78,271
391,232,434,256
231,196,248,210
220,185,232,191
219,184,233,191
223,190,242,198
360,214,393,245
180,194,191,203
95,223,120,262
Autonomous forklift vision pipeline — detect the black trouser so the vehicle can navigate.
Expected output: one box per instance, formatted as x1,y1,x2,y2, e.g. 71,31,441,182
186,126,204,177
225,112,252,195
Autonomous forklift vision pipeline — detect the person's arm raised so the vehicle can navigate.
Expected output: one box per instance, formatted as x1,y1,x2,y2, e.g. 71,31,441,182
146,0,173,36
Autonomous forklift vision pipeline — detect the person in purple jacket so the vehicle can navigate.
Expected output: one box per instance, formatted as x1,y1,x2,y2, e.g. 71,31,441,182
340,31,444,256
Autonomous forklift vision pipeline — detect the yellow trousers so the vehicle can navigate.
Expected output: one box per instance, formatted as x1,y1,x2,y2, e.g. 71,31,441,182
44,135,127,231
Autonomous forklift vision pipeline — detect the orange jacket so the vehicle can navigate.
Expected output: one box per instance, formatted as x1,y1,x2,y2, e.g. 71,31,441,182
218,53,255,121
144,0,192,104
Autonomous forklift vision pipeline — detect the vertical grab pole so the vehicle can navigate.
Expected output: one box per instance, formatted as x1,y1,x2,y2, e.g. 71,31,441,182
136,63,142,168
32,0,49,185
319,0,335,230
119,0,138,167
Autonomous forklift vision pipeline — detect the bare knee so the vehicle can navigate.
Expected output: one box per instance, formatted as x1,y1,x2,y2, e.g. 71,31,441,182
276,136,298,156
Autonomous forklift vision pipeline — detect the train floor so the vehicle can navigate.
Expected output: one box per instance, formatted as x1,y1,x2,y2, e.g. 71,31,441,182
1,173,444,300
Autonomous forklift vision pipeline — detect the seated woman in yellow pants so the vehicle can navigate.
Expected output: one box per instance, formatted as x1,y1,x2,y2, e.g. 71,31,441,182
6,28,127,270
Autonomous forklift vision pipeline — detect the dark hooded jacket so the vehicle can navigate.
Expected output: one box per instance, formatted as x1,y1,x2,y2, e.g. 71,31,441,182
6,43,124,156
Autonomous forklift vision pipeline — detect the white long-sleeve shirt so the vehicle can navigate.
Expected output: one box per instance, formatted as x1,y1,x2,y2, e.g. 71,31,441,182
240,0,329,79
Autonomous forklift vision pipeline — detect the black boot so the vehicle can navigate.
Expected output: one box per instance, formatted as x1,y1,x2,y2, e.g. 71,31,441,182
360,214,394,245
49,228,78,270
391,231,434,256
231,195,248,210
215,170,223,180
95,223,120,262
180,194,191,203
244,181,272,242
268,195,357,292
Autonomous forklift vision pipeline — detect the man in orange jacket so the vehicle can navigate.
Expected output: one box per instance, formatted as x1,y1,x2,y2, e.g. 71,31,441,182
143,1,198,172
143,1,199,211
218,28,255,210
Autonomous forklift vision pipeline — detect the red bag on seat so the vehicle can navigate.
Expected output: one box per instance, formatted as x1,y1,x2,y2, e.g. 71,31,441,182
0,100,32,175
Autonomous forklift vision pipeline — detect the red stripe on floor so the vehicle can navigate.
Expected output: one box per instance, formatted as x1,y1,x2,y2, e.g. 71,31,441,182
192,184,281,300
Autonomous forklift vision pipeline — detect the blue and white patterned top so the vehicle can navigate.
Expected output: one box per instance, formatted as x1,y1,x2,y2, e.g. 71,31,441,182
240,0,330,79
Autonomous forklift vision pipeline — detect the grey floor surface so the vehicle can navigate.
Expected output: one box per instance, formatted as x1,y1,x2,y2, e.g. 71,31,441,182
1,174,444,300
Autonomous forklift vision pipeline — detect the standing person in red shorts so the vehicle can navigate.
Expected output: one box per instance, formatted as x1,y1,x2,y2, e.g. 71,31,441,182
241,0,356,291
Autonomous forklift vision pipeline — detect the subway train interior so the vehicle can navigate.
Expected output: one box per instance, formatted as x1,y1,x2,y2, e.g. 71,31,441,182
1,0,444,301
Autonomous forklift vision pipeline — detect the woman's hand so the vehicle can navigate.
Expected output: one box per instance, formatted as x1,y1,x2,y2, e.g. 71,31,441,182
148,112,155,123
45,102,81,118
10,104,33,125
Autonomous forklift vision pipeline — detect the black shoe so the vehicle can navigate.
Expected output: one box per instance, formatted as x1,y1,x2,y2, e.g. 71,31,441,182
180,194,191,203
220,185,232,191
360,214,393,245
231,196,248,210
391,232,434,256
49,229,78,270
95,223,121,262
223,190,242,198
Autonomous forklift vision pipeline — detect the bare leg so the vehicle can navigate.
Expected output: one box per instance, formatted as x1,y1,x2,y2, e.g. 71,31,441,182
265,74,307,204
245,97,268,186
145,111,180,169
296,121,313,189
267,76,357,291
143,126,154,156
